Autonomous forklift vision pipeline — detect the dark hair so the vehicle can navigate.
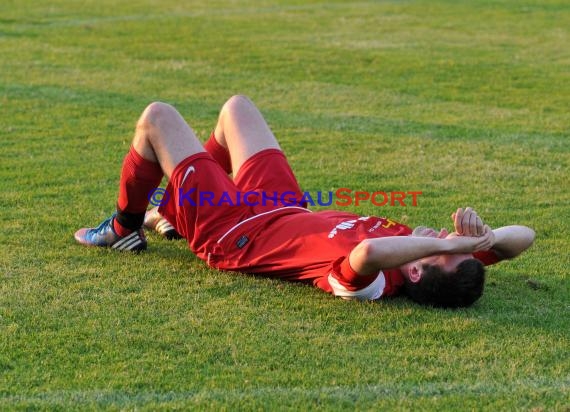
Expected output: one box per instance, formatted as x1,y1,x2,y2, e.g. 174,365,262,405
404,259,485,308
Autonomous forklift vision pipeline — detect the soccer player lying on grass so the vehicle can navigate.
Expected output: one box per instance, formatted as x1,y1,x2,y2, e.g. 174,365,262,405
75,95,535,308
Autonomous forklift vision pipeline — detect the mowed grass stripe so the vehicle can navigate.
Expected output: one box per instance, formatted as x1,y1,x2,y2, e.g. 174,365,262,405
2,376,568,405
1,2,380,28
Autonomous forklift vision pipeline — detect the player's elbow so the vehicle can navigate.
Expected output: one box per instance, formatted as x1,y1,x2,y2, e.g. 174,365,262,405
511,225,535,258
520,226,536,253
498,225,536,259
349,239,378,276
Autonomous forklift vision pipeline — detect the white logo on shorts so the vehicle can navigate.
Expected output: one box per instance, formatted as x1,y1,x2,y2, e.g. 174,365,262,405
181,165,196,185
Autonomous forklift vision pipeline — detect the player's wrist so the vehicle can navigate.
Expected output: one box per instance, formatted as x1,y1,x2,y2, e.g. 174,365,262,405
437,238,457,254
444,236,479,254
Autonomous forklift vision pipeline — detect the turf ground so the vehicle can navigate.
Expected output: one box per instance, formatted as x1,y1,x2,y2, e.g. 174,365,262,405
0,0,569,410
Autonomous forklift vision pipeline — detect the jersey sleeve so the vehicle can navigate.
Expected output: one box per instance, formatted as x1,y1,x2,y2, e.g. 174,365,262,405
382,269,405,296
473,250,502,266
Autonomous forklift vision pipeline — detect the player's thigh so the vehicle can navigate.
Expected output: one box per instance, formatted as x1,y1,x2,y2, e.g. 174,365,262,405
215,95,280,175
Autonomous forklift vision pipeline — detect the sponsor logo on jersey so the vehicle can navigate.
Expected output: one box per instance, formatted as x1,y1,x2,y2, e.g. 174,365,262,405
328,216,370,238
236,235,249,249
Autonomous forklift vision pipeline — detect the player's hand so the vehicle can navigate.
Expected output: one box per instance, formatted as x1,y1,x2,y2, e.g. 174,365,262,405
451,207,485,237
446,225,495,253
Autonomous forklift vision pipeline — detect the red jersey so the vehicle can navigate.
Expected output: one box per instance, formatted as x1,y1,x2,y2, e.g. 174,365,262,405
207,207,413,295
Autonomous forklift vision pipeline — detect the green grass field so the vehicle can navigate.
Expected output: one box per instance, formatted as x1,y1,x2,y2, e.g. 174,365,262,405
1,0,569,410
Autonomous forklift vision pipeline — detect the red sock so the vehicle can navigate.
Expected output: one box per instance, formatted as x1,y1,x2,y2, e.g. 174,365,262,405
113,146,163,235
204,131,232,174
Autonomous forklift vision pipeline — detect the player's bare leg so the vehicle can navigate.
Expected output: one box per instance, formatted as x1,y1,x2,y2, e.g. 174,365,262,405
212,95,281,175
134,102,206,239
75,102,203,249
132,101,205,179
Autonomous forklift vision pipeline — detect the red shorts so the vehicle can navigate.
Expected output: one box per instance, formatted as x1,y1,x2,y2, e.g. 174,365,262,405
158,149,306,261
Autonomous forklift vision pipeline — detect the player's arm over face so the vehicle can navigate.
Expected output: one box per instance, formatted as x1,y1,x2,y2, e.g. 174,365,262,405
348,225,534,276
348,228,494,276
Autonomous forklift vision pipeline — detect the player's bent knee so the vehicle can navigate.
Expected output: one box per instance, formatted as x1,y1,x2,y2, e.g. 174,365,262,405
138,101,178,129
221,94,254,116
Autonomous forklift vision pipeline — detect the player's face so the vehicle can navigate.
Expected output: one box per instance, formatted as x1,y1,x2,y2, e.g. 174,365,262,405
412,226,473,273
